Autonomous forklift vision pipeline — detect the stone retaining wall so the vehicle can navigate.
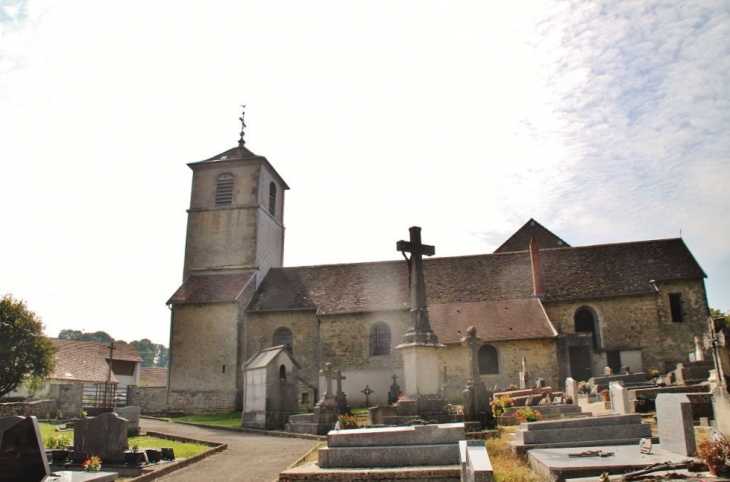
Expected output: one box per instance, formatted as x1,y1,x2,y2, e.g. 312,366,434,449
0,399,57,418
127,386,167,413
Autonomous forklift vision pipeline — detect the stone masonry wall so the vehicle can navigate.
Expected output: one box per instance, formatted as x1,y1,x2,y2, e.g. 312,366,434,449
167,389,239,414
544,279,709,374
438,338,558,398
49,382,83,417
0,399,57,418
127,386,167,414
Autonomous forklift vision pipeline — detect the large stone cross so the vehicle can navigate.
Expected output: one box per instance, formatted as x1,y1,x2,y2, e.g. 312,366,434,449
397,226,438,344
321,362,335,400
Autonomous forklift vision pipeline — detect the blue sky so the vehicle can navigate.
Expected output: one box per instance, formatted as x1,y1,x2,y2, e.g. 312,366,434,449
1,1,728,345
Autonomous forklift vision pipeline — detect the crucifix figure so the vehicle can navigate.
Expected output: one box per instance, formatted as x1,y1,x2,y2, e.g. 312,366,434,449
397,226,439,345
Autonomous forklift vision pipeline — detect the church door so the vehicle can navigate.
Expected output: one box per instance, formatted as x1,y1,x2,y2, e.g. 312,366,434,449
568,346,592,382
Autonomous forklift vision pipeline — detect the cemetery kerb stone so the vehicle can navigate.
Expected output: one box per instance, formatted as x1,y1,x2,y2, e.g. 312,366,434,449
0,415,50,482
656,393,696,456
74,412,129,463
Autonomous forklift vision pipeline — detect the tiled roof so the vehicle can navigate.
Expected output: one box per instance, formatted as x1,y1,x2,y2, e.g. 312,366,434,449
495,218,570,253
140,367,168,387
168,272,254,304
249,238,704,313
49,339,142,384
429,298,557,344
203,145,259,161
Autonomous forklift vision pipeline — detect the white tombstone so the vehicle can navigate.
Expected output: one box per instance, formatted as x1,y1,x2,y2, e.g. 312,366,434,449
565,377,578,402
609,381,633,414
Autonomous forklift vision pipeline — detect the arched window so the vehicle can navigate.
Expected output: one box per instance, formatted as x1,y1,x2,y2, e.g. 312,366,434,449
269,182,277,216
370,323,391,356
215,173,234,206
574,307,600,348
478,345,499,374
273,327,293,354
279,364,287,381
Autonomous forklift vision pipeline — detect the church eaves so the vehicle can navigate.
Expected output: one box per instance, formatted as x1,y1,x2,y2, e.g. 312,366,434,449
167,272,254,304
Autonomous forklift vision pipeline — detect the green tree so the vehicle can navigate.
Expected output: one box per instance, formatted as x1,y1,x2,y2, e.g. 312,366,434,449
58,329,113,343
711,308,727,319
0,294,56,399
130,339,169,368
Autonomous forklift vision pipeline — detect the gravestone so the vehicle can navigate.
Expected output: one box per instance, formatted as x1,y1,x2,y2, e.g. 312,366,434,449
519,357,529,389
334,369,350,415
656,393,696,456
74,412,128,463
565,377,578,402
114,406,141,435
0,415,50,482
604,366,613,376
387,374,401,405
461,326,492,429
609,381,632,414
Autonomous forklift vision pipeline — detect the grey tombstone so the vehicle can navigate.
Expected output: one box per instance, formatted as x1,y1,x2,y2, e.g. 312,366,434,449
565,377,578,402
74,412,128,463
604,366,614,376
114,406,141,435
656,393,696,456
334,369,350,415
0,415,50,482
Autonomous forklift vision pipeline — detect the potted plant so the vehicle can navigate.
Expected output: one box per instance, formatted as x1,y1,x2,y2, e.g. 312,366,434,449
696,437,730,475
46,434,72,462
338,414,359,429
491,394,513,417
82,455,102,472
515,407,542,423
600,389,610,402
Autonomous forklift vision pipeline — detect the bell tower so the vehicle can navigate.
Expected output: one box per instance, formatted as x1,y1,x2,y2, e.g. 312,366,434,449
182,108,288,283
166,109,288,413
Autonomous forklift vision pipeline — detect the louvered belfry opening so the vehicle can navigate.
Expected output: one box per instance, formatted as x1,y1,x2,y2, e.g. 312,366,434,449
215,173,234,206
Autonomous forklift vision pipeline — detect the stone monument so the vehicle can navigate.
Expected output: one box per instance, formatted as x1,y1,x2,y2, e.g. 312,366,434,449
286,362,341,435
395,226,447,417
461,326,493,429
656,393,696,456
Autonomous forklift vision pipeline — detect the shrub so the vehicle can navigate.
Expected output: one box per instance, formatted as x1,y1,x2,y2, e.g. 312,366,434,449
515,407,542,423
45,434,71,450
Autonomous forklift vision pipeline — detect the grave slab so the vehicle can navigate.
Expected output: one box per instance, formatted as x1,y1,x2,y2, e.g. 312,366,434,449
528,444,693,482
47,473,118,482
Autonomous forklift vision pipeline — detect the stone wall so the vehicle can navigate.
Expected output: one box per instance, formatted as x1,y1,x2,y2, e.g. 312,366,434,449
544,279,709,375
127,386,167,414
0,399,56,418
168,301,243,412
167,389,239,414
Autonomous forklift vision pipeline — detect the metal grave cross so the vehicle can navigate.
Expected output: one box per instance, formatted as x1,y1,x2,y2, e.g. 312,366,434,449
361,385,374,407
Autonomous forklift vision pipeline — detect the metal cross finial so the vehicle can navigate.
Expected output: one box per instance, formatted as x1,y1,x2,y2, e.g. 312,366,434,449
238,105,247,147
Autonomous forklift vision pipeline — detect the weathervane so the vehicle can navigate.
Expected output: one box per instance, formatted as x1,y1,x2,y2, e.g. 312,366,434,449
238,105,246,147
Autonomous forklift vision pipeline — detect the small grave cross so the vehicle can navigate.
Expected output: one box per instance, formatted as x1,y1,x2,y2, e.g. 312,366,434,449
397,227,437,339
391,373,398,385
361,385,374,407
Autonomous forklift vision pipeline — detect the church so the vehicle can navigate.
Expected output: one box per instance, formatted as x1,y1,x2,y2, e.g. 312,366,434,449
165,127,710,414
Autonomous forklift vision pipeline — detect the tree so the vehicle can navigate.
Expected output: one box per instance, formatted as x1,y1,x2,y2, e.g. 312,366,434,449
0,294,56,399
58,329,113,343
130,339,169,368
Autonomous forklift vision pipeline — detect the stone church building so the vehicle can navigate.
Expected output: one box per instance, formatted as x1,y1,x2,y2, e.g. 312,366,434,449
166,138,710,413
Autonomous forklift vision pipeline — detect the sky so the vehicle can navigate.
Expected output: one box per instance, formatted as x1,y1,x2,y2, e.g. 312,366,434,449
1,1,728,346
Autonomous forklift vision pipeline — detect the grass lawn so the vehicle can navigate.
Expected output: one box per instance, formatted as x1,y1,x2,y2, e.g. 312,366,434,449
38,422,210,458
167,411,242,428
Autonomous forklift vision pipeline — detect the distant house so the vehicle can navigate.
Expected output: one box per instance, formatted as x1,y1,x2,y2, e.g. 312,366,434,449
139,367,168,387
48,338,143,406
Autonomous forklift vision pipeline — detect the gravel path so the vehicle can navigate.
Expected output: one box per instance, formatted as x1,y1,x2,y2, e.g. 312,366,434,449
140,418,320,482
